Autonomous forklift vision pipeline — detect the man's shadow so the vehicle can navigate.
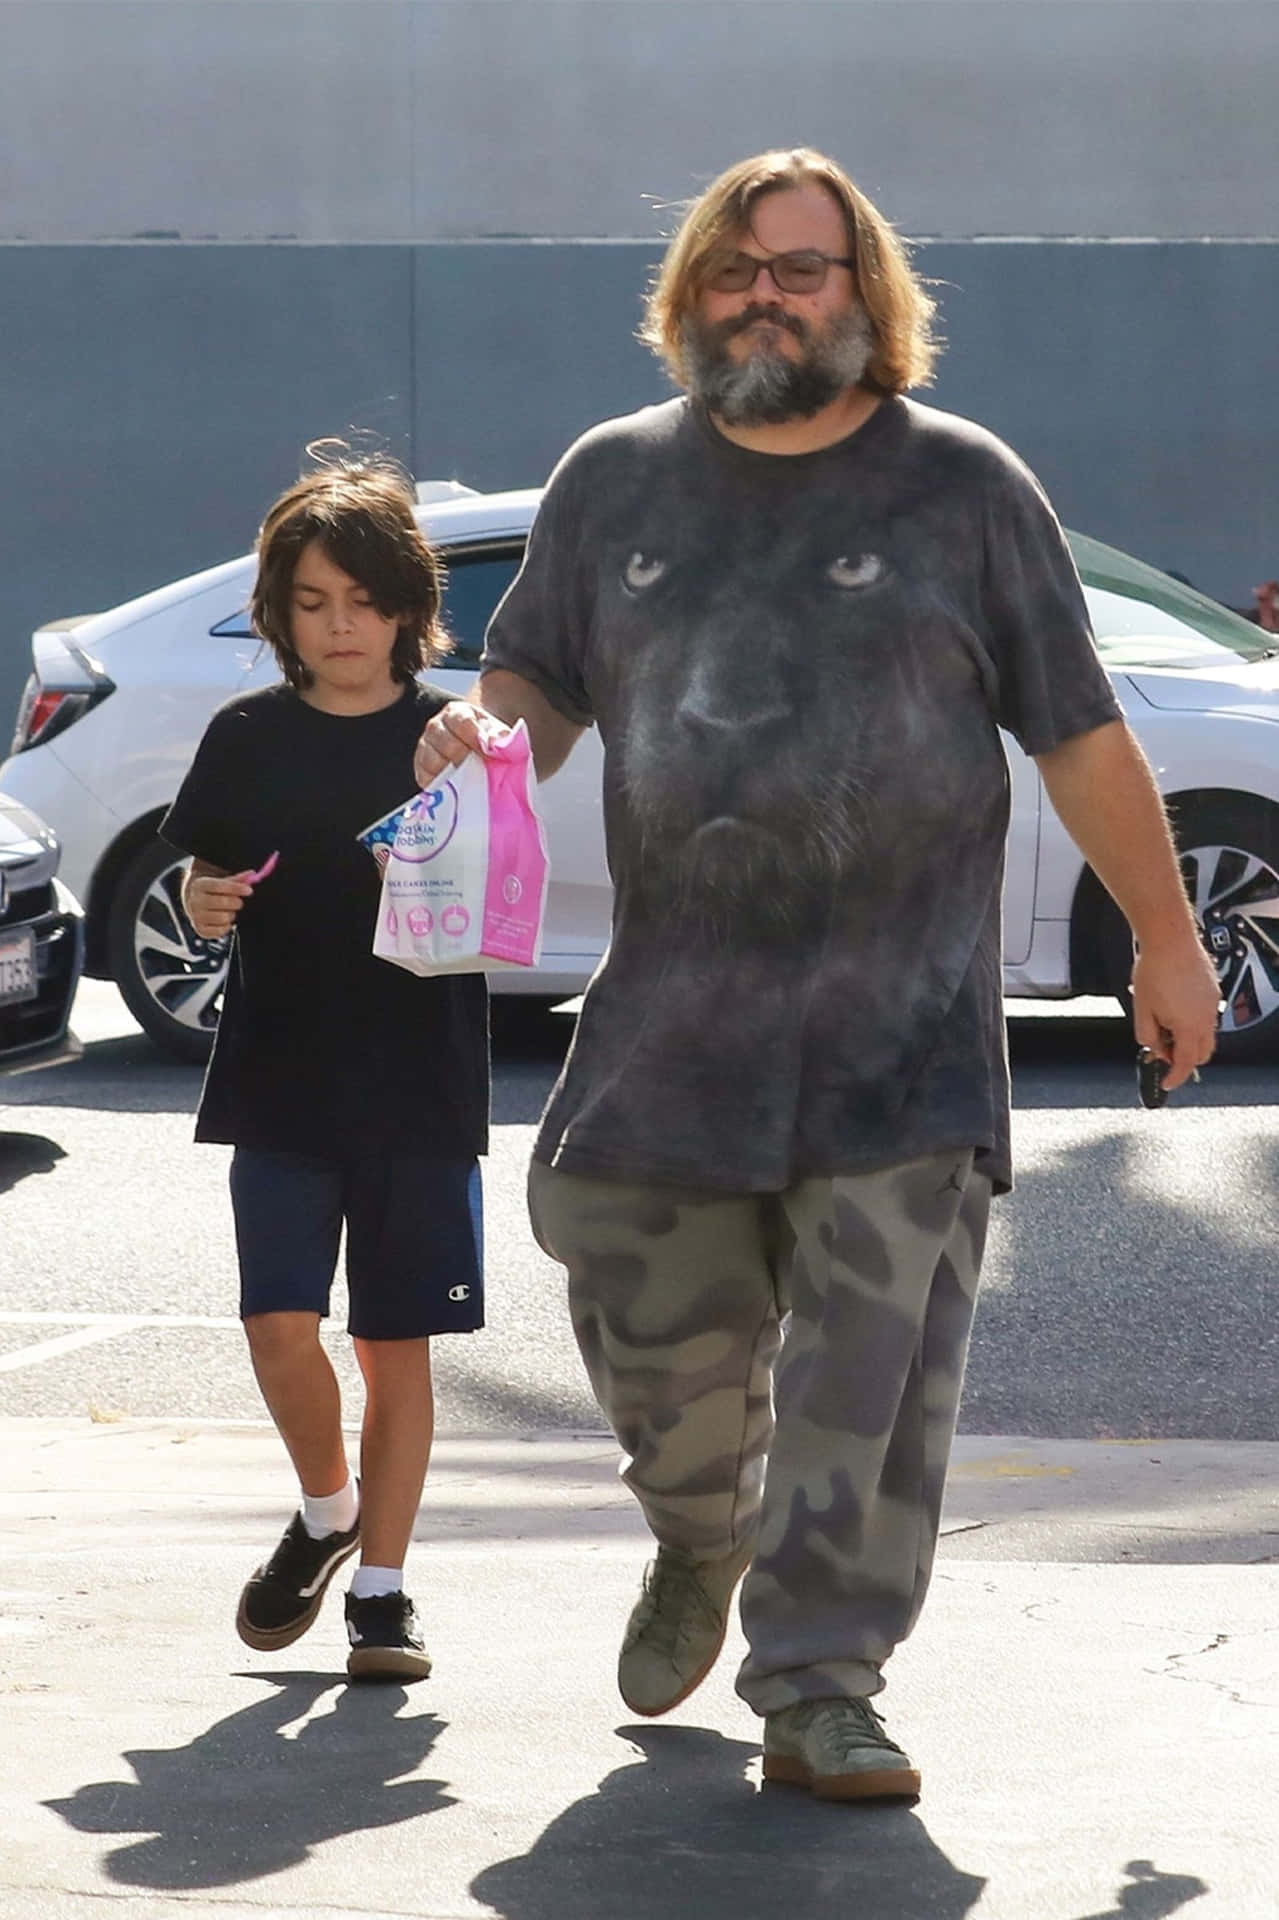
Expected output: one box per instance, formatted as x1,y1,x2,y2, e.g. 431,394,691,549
44,1673,452,1889
1075,1859,1210,1920
471,1723,987,1920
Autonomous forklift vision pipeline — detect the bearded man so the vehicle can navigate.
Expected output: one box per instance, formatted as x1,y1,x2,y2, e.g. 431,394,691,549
415,149,1219,1800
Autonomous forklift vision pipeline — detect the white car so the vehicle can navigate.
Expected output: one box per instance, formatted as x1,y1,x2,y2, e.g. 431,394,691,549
3,487,1278,1063
0,790,83,1077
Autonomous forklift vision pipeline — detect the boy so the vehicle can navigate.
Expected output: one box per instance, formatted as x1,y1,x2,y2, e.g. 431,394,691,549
163,449,487,1681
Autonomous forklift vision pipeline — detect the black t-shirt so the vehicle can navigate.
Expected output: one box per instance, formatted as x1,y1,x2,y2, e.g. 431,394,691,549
160,682,489,1158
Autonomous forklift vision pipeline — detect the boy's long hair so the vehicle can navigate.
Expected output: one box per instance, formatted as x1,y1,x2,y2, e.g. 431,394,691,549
251,444,447,691
640,147,939,396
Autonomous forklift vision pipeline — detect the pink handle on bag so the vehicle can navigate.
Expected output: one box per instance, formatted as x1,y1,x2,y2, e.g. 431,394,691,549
479,724,546,967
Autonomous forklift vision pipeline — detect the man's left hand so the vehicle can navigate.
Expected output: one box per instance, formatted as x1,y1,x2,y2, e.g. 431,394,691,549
1130,934,1221,1091
1035,720,1222,1093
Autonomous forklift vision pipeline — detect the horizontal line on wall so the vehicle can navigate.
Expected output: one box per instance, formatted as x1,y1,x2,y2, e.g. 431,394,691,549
0,235,665,249
1,233,1278,249
938,233,1279,246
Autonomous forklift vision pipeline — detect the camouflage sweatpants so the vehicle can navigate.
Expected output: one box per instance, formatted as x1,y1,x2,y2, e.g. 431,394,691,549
528,1149,991,1715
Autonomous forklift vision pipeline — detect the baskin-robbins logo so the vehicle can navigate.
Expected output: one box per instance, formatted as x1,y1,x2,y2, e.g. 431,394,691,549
394,782,460,863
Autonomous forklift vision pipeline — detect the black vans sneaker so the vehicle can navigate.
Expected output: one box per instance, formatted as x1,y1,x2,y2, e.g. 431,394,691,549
345,1591,432,1682
235,1511,361,1651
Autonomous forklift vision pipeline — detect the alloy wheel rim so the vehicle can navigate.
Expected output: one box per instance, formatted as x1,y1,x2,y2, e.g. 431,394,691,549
132,857,229,1033
1182,842,1279,1035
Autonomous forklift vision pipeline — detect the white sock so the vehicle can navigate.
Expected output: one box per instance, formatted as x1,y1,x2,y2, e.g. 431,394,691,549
349,1564,404,1600
300,1474,359,1540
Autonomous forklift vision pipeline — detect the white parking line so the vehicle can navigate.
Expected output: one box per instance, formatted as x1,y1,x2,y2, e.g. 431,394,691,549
0,1320,141,1374
0,1311,241,1374
0,1312,241,1328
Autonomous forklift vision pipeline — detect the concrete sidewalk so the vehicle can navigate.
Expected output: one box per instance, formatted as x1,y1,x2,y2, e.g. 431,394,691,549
0,1418,1275,1920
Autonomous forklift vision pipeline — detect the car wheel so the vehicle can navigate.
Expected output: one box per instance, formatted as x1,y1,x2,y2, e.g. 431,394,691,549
106,836,228,1062
1096,794,1279,1064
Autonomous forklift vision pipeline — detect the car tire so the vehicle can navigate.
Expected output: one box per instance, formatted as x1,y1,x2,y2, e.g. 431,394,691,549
1095,793,1279,1064
106,836,228,1063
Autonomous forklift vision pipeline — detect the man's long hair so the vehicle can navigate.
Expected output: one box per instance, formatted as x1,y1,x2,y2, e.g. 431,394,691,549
640,147,939,396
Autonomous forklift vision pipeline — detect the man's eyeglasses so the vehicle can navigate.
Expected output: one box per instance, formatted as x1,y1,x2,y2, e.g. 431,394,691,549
704,249,855,295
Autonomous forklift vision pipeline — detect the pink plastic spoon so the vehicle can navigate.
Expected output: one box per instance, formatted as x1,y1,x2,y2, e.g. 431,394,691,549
245,849,279,884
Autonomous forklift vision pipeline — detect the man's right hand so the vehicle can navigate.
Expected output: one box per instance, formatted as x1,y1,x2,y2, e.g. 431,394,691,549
183,870,253,940
416,672,585,786
414,700,506,789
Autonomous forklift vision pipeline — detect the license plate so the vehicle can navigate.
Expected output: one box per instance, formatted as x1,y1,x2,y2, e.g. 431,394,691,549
0,926,37,1005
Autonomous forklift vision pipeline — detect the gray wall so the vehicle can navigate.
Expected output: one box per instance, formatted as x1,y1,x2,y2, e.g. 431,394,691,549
5,2,1277,241
3,1,1278,727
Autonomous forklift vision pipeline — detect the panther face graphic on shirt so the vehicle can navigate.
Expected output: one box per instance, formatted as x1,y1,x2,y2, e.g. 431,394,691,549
483,396,1119,1193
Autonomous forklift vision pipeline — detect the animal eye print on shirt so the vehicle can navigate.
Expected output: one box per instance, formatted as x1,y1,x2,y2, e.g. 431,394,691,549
483,396,1119,1192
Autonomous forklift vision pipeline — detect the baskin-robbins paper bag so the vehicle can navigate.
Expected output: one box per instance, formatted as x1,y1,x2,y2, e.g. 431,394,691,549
358,719,549,976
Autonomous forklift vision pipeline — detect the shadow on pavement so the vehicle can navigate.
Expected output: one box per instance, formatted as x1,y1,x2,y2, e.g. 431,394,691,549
966,1128,1279,1443
490,999,577,1057
43,1672,451,1889
0,1032,201,1115
471,1722,986,1920
0,1130,65,1191
430,1363,607,1434
486,1007,1279,1121
1006,1013,1279,1111
472,1726,1211,1920
1073,1857,1210,1918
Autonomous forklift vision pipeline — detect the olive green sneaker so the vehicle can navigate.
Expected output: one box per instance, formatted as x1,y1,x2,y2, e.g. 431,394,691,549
618,1541,752,1717
763,1697,921,1801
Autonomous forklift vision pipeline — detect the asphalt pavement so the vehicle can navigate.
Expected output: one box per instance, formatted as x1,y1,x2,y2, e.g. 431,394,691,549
1,987,1277,1917
4,986,1278,1440
0,1416,1275,1920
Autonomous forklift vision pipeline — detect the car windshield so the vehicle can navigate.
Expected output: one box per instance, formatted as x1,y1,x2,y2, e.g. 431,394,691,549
1069,531,1274,669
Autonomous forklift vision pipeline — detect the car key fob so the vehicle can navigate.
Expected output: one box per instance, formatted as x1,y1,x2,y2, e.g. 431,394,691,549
1136,1047,1168,1109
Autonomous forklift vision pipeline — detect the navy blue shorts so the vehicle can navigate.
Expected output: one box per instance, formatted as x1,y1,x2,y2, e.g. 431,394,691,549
229,1148,484,1340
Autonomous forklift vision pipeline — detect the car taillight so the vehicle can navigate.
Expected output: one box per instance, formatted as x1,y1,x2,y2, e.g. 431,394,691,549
10,644,115,754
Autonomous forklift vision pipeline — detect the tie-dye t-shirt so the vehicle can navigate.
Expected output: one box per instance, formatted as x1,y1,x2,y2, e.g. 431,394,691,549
483,396,1121,1193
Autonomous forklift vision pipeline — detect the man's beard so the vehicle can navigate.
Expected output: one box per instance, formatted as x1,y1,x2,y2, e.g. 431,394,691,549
680,302,875,425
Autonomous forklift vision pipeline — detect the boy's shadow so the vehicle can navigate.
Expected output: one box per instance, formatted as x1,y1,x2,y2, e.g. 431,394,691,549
0,1131,65,1193
471,1723,987,1920
44,1673,451,1889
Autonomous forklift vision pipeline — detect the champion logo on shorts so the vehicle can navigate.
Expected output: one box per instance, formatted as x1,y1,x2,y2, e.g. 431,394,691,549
448,1284,471,1301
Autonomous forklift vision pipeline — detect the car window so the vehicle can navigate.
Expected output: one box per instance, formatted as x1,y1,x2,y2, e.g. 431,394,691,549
210,608,254,638
1069,530,1273,668
208,543,525,663
438,546,523,666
